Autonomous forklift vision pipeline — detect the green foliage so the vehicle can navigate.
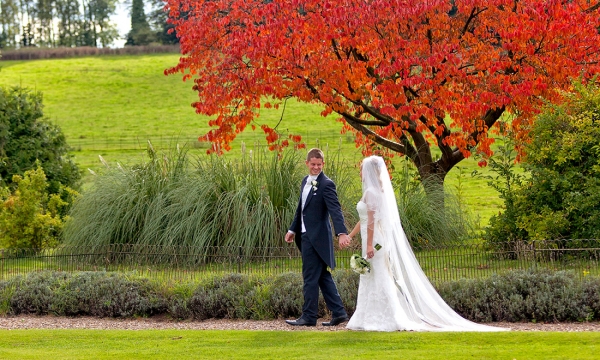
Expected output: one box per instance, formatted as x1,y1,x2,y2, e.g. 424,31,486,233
265,272,305,319
516,81,600,240
3,269,600,323
438,268,600,323
0,163,78,251
475,130,529,251
482,81,600,252
0,278,17,315
126,0,155,46
9,271,166,317
332,270,360,315
0,86,80,194
188,274,263,320
62,144,357,258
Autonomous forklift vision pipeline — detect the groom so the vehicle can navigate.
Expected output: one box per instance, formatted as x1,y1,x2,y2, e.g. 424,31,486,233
285,148,351,327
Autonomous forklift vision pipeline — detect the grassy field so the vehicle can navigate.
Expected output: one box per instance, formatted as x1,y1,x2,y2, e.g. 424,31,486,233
0,329,598,359
0,54,503,224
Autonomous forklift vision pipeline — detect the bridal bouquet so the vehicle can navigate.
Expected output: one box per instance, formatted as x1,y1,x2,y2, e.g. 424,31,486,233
350,244,381,274
350,254,371,274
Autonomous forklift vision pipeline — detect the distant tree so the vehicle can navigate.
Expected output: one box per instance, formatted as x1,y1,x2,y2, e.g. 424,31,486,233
148,0,178,45
21,22,35,47
55,0,81,47
0,86,80,194
0,0,20,48
80,0,118,47
35,0,57,48
126,0,154,45
18,0,37,46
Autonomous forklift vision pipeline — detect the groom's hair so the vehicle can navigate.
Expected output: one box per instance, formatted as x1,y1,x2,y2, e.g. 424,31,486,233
306,148,324,162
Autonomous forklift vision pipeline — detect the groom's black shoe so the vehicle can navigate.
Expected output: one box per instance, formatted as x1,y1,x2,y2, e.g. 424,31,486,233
322,315,349,326
285,318,316,327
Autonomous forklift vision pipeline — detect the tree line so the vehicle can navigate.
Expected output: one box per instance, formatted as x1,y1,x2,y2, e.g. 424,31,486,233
0,0,177,49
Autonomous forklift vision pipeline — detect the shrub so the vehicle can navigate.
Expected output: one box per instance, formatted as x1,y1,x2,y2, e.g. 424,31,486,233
10,271,69,314
333,270,360,315
165,282,197,320
437,268,598,323
9,271,166,317
62,144,358,261
266,272,305,319
484,81,600,248
50,272,166,317
188,274,260,320
0,86,80,194
2,269,600,322
0,163,78,251
0,278,17,315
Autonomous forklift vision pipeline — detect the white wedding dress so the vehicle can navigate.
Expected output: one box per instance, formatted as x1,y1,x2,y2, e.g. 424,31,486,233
346,156,508,332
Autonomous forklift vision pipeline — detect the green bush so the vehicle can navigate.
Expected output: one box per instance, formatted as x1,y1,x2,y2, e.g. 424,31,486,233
188,274,261,320
333,270,360,315
0,278,17,315
0,164,78,251
438,268,600,323
484,81,600,248
266,272,305,319
50,272,166,317
10,271,69,315
9,271,166,317
2,269,600,323
0,85,80,194
63,145,308,256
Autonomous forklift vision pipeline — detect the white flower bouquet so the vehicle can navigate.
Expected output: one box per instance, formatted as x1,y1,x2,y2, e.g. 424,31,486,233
350,254,371,274
350,244,381,274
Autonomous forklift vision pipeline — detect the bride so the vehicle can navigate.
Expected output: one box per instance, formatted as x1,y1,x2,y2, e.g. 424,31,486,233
346,156,508,332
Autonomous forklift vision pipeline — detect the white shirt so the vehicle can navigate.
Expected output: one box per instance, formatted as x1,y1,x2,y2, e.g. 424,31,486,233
300,175,318,233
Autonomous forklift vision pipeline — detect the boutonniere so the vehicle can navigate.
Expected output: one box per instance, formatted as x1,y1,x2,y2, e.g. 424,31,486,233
311,180,318,193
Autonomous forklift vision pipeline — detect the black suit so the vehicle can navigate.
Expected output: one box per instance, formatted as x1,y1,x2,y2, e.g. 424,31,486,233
289,172,348,322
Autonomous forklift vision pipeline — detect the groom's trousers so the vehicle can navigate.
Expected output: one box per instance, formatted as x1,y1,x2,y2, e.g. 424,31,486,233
300,233,347,322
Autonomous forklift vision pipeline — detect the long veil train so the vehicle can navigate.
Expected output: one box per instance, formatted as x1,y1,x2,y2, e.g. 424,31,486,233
352,156,508,332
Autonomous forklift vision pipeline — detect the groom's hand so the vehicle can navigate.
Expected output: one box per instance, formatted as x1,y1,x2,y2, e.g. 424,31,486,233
338,234,350,248
285,231,295,243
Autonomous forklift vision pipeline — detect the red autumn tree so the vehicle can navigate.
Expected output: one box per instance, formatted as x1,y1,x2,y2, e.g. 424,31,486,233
165,0,600,186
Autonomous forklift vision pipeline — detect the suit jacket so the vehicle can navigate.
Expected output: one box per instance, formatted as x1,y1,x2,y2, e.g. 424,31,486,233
289,172,347,269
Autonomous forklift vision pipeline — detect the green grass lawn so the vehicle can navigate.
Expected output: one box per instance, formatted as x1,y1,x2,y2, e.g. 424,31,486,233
0,329,598,359
0,54,504,224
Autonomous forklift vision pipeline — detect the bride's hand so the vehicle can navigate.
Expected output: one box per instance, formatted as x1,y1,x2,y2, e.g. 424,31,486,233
366,245,374,259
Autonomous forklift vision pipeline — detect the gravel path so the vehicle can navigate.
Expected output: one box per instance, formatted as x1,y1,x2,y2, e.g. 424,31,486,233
1,315,600,332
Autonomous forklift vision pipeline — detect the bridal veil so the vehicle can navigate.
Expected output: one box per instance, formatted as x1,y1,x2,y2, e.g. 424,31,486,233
359,156,507,331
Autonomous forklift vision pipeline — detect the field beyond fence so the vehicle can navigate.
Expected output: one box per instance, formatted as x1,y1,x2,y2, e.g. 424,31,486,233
2,240,599,284
0,45,180,61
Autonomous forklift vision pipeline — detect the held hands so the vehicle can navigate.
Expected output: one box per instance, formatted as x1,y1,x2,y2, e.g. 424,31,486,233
338,234,351,248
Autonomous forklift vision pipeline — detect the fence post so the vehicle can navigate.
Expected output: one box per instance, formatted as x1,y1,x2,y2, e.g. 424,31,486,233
238,246,242,273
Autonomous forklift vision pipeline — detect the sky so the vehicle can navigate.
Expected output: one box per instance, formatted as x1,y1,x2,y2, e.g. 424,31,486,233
110,2,133,48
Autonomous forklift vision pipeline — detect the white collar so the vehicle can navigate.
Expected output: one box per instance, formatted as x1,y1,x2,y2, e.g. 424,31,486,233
308,173,320,181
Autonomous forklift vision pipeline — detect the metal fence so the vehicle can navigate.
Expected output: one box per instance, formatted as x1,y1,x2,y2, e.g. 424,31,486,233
1,240,599,284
